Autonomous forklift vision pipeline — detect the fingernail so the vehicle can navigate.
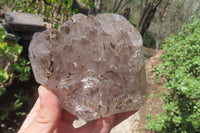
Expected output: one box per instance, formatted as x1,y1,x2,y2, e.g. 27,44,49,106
38,86,47,104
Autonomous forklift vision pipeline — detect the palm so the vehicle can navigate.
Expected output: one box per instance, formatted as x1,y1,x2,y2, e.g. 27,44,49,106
55,110,137,133
18,86,138,133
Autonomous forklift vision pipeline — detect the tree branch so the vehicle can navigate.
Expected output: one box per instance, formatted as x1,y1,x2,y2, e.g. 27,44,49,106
113,0,119,12
113,0,123,13
121,0,130,10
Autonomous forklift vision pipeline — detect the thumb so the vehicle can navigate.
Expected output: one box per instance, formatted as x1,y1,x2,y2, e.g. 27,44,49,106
21,86,62,133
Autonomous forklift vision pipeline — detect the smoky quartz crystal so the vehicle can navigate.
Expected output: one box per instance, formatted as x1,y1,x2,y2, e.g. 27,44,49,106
29,13,147,121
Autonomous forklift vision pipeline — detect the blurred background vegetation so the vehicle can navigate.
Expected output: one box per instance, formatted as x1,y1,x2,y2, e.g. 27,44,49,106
0,0,200,132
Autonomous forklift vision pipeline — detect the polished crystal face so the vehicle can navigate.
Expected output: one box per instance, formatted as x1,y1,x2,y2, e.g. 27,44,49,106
29,13,147,121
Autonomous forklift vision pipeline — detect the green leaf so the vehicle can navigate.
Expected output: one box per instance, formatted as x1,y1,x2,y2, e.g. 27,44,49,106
0,112,8,121
13,63,22,72
10,44,23,55
11,99,23,109
0,42,9,54
0,88,6,96
17,112,26,116
0,69,9,82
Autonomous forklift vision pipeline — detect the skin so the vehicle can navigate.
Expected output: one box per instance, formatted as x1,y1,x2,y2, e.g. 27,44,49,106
18,86,138,133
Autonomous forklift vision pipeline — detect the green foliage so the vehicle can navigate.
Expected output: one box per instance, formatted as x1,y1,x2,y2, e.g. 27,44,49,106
146,18,200,132
13,58,30,81
81,0,94,8
0,28,30,120
60,0,78,19
11,89,28,110
1,0,78,28
144,32,156,47
0,69,9,83
0,112,8,121
0,31,30,85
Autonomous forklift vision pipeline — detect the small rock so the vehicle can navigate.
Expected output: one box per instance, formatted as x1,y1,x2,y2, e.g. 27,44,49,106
4,12,46,40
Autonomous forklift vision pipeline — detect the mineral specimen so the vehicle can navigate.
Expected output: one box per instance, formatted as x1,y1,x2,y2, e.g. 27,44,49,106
29,13,147,121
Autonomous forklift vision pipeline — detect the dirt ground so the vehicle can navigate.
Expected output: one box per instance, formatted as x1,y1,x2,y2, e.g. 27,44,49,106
111,49,165,133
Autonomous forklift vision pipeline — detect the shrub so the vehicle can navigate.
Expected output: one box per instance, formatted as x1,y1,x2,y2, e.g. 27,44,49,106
0,28,30,120
146,18,200,132
1,0,78,28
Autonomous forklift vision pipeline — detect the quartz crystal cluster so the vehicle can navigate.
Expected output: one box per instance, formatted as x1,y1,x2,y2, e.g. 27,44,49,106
29,13,147,121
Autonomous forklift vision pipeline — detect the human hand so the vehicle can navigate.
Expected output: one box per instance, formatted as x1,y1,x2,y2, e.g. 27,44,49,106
18,86,138,133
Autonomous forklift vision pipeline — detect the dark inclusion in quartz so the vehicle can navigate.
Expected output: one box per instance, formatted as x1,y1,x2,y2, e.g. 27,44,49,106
29,13,147,121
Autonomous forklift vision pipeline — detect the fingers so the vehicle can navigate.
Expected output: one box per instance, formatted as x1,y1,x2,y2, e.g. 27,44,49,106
113,110,138,127
74,110,137,133
18,84,138,133
76,120,96,133
76,115,115,133
62,110,76,124
54,110,76,133
92,115,115,133
18,86,62,133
